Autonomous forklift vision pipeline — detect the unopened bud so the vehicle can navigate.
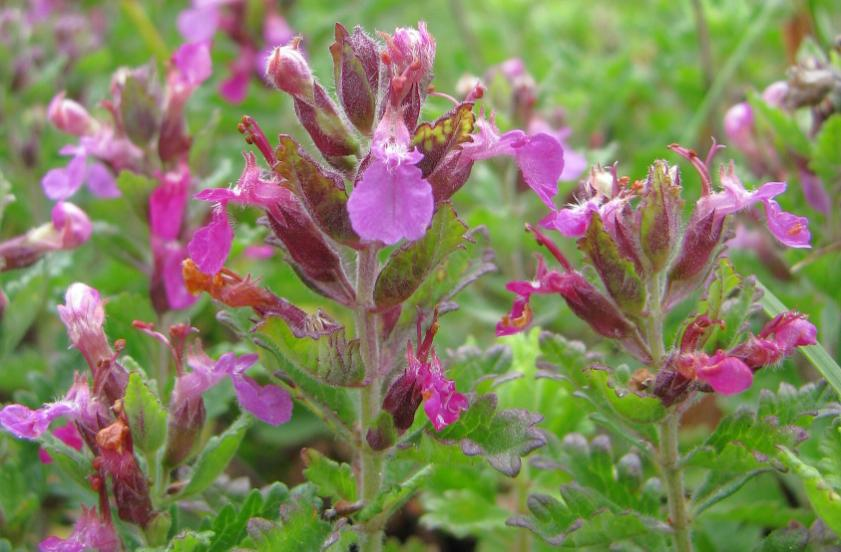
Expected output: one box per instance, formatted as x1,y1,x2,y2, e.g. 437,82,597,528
266,38,314,103
639,161,682,273
617,452,643,487
723,102,754,146
52,201,92,249
48,92,94,136
96,418,154,527
163,395,205,467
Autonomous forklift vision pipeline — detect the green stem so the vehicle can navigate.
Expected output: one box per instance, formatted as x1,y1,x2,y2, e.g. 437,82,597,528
355,246,384,552
646,275,692,551
120,0,169,65
660,413,692,552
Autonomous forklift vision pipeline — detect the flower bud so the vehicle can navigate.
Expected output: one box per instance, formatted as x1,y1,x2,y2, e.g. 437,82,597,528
638,161,682,273
761,81,789,109
163,394,205,467
330,24,380,134
665,208,727,307
95,418,154,527
265,38,314,103
723,102,754,146
52,201,92,248
47,91,94,136
381,370,423,432
617,452,643,487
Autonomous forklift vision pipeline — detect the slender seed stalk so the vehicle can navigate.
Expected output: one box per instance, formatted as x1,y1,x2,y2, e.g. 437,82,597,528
355,245,384,552
647,275,693,552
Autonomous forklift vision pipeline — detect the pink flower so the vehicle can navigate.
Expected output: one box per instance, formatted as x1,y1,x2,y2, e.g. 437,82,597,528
421,351,469,431
347,109,434,244
51,202,92,248
150,167,190,240
189,153,286,272
0,375,105,440
265,39,314,102
528,119,587,182
759,312,817,355
171,40,212,90
692,351,754,395
219,50,252,103
175,348,292,426
386,22,436,83
39,506,119,552
177,2,221,43
460,116,564,208
41,148,119,201
540,165,627,237
38,421,84,464
47,91,94,136
762,199,811,248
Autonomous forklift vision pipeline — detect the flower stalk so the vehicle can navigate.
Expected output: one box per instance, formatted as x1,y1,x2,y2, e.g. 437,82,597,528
355,245,385,552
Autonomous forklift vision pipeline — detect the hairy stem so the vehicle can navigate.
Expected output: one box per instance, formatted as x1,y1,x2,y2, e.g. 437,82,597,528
660,413,692,552
646,275,692,551
355,246,384,552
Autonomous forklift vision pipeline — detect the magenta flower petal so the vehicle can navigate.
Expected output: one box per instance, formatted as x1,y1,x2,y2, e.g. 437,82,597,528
187,206,234,274
173,41,212,88
42,154,86,200
177,6,219,43
162,244,196,310
512,132,564,207
219,68,250,104
230,373,292,425
150,169,190,240
496,297,532,337
0,402,75,439
39,506,120,552
347,154,434,244
51,202,92,248
697,352,753,395
85,162,120,198
540,198,599,237
762,199,811,248
798,170,831,215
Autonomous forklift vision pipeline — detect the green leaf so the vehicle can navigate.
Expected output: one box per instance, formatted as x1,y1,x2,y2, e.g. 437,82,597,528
757,280,841,398
165,531,215,552
200,486,289,552
420,489,509,538
819,422,841,491
809,114,841,189
776,446,841,535
507,490,670,547
120,74,160,146
179,415,252,498
445,344,512,394
251,496,333,552
699,258,741,322
588,368,666,424
124,372,167,455
302,448,357,502
374,204,468,310
254,317,357,432
751,524,809,552
254,315,364,388
578,212,645,315
114,170,158,226
358,465,434,522
275,135,359,247
0,262,48,357
432,393,545,477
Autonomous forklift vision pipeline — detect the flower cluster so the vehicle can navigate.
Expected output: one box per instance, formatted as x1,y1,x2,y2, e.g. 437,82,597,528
41,41,214,312
178,0,293,103
0,283,290,548
500,144,815,401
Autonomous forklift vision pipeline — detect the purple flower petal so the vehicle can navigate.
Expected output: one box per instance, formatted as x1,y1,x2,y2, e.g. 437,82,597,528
39,506,120,552
347,153,434,244
172,41,212,88
85,162,120,198
0,402,75,439
51,202,92,248
219,68,250,104
150,169,190,240
696,352,753,395
762,199,811,248
162,244,196,310
177,6,219,43
230,373,292,425
42,154,86,200
187,206,234,274
798,169,831,215
512,132,564,207
540,198,599,237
